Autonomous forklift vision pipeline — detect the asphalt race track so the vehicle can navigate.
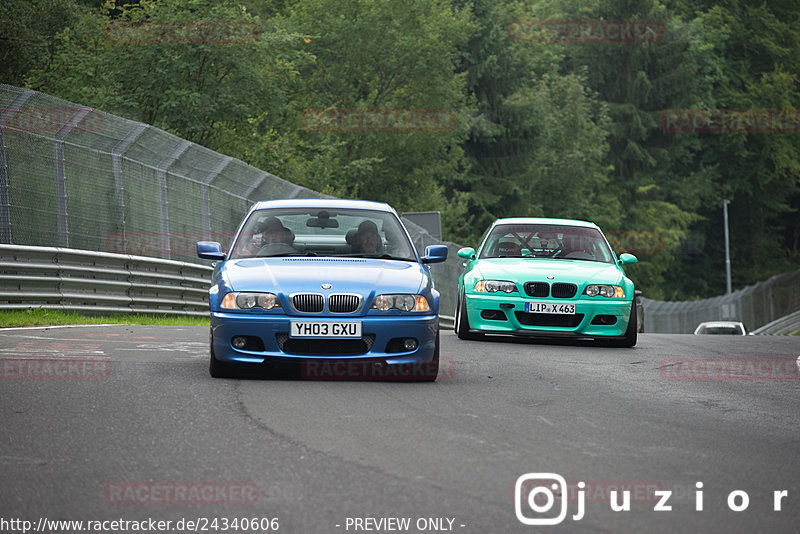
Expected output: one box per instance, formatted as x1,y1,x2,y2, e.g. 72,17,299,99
1,325,799,533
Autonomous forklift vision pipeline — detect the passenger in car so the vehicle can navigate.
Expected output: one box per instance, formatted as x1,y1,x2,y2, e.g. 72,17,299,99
353,220,382,253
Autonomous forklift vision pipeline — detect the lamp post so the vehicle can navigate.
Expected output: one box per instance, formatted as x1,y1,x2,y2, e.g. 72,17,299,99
723,199,732,295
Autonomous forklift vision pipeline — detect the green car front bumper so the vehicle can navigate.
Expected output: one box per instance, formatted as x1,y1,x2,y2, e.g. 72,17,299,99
464,293,633,338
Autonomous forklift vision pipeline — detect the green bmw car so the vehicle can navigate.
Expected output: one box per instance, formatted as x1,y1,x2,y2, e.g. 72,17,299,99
455,218,639,347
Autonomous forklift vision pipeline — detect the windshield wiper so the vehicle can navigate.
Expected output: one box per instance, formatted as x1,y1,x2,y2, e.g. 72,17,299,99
261,251,318,258
339,253,414,261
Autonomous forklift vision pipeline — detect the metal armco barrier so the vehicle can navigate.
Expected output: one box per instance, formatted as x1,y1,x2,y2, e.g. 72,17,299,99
751,310,800,336
0,244,212,316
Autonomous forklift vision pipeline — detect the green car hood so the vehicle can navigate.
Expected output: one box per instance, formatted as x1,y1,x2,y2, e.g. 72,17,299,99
473,258,625,286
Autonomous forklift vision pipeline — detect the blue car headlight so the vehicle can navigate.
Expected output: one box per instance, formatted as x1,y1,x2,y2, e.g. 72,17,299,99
221,292,281,310
474,280,518,293
584,285,625,298
372,294,431,312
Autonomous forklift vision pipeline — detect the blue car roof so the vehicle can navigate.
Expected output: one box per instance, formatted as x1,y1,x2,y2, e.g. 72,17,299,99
250,198,396,213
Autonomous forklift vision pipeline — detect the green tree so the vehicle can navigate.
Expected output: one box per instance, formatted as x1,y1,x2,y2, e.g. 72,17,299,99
27,0,302,154
0,0,81,86
446,0,617,246
661,1,800,296
252,0,474,215
537,0,719,298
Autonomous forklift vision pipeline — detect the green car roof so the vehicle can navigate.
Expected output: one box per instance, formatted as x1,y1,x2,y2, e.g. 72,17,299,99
490,217,601,229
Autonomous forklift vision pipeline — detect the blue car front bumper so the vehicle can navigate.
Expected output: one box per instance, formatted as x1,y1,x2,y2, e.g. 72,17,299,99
210,312,439,365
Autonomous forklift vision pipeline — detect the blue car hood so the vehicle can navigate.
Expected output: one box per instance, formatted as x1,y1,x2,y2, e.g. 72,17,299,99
475,258,624,286
221,257,428,295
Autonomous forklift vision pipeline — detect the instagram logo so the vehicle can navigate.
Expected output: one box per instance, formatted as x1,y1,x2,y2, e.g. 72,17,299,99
515,473,572,525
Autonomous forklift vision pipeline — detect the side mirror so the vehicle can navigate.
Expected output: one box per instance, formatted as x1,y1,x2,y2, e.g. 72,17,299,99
197,241,226,261
618,253,638,265
457,247,476,259
421,245,448,264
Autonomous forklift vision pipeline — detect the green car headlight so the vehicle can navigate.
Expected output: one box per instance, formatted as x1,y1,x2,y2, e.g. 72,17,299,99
474,280,517,293
584,285,625,298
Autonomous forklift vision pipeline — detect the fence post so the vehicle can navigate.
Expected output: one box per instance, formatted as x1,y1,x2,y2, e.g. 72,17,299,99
156,140,191,259
201,156,232,240
0,89,34,244
111,123,147,254
53,108,93,247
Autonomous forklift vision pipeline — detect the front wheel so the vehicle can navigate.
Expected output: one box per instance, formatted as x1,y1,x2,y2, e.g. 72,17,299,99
605,299,638,348
417,331,440,382
209,333,239,378
455,288,483,341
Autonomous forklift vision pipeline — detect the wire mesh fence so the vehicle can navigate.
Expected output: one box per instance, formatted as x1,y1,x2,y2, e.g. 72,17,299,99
0,84,322,263
3,83,797,331
641,268,800,333
0,84,459,316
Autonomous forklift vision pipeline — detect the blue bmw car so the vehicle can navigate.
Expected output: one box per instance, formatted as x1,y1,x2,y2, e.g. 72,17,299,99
196,199,448,380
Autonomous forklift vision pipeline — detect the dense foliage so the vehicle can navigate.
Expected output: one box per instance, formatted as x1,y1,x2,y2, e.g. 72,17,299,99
4,0,798,299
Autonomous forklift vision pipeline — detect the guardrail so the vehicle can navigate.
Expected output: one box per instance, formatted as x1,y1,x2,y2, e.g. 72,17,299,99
750,310,800,336
0,245,460,325
0,244,213,316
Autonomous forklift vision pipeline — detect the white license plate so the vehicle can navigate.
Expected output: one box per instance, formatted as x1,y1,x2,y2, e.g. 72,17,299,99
290,321,362,338
524,302,576,315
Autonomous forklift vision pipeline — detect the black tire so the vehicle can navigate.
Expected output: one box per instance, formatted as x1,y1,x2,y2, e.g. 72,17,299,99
606,298,638,348
455,288,483,341
208,334,238,378
418,331,440,382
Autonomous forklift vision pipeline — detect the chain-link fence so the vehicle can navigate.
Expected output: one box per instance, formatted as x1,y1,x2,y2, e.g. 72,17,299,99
0,84,460,316
4,84,798,331
641,268,800,333
0,84,328,262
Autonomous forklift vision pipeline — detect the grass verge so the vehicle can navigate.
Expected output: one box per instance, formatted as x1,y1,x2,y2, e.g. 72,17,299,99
0,308,210,328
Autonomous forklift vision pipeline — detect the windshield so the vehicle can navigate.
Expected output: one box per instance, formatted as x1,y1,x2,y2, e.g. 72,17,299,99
479,223,615,264
697,325,744,335
228,207,416,261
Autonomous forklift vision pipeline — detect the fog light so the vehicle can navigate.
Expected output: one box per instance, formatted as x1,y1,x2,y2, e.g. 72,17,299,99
232,336,248,349
403,338,418,351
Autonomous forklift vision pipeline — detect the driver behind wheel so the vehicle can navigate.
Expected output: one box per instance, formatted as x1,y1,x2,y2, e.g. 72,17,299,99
255,216,295,255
